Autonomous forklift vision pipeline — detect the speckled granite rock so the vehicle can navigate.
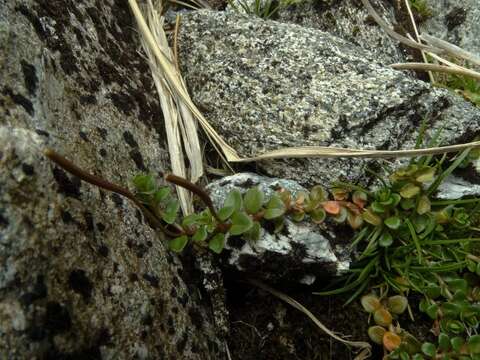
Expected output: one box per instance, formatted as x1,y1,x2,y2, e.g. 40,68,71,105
0,1,223,358
178,10,480,187
422,0,480,59
275,0,409,65
206,173,350,284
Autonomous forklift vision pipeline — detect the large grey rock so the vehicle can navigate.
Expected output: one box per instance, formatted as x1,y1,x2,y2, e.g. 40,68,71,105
178,10,480,187
274,0,410,65
422,0,480,58
0,1,223,358
206,173,350,285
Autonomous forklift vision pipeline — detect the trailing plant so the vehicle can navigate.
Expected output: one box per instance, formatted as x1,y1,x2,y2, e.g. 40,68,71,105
408,0,432,20
44,141,480,358
228,0,300,20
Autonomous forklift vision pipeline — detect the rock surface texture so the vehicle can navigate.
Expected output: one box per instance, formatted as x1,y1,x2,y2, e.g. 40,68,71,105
422,0,480,58
207,173,350,284
178,10,480,187
0,1,223,358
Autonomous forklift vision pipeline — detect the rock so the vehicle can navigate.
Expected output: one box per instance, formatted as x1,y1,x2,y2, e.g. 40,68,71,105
0,1,223,358
206,173,350,284
421,0,480,58
436,175,480,200
274,0,410,65
178,10,480,188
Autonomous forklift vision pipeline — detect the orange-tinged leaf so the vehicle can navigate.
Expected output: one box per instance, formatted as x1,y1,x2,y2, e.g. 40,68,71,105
383,331,401,352
323,201,341,215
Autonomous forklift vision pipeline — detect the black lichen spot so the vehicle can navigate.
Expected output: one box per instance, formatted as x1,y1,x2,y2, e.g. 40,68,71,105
110,193,123,208
142,273,159,288
27,326,47,341
22,163,35,176
123,131,138,148
15,5,47,40
170,287,178,299
98,244,109,257
176,332,188,353
68,269,93,302
3,87,34,116
61,210,74,224
21,60,38,95
142,314,153,326
96,222,106,232
44,302,71,335
188,308,204,329
83,211,95,232
109,92,134,115
79,131,89,142
0,212,9,228
445,7,467,31
99,148,107,157
179,293,189,307
79,94,97,105
35,129,50,137
20,275,48,306
129,273,139,282
167,315,175,335
130,150,147,171
96,57,120,85
52,167,82,199
227,235,246,250
96,127,108,140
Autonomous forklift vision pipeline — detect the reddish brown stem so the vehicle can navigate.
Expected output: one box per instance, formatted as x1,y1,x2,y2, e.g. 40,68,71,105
165,173,221,222
44,148,182,238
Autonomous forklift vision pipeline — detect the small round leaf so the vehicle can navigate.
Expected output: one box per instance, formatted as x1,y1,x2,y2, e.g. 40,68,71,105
209,233,225,254
169,235,189,252
244,187,264,214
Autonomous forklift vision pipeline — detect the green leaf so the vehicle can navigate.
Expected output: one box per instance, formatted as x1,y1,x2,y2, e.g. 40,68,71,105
153,187,171,204
162,199,180,224
224,189,243,212
426,304,439,319
169,235,189,252
363,208,382,226
421,342,437,357
192,225,208,242
447,279,468,294
438,333,450,351
387,295,408,315
182,213,200,227
230,211,253,236
425,285,441,299
133,174,156,193
333,207,348,223
244,187,264,214
361,294,381,313
451,337,464,352
311,208,326,223
218,206,235,221
367,325,385,345
291,210,305,222
412,355,425,360
401,198,416,210
400,183,421,198
244,221,261,241
379,231,393,247
417,195,431,215
310,185,327,202
385,216,402,230
264,195,286,220
273,217,284,233
371,201,386,213
416,167,436,183
209,233,225,254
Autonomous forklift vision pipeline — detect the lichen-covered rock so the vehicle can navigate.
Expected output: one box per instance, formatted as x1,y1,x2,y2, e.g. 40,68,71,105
206,173,350,284
0,1,223,358
421,0,480,58
178,10,480,187
274,0,409,65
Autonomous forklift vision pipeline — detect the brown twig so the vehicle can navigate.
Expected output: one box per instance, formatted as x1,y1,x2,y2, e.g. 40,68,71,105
44,148,182,237
165,173,221,221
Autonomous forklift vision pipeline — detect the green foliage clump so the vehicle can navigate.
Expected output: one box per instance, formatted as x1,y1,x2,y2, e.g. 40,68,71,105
228,0,300,19
408,0,432,19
